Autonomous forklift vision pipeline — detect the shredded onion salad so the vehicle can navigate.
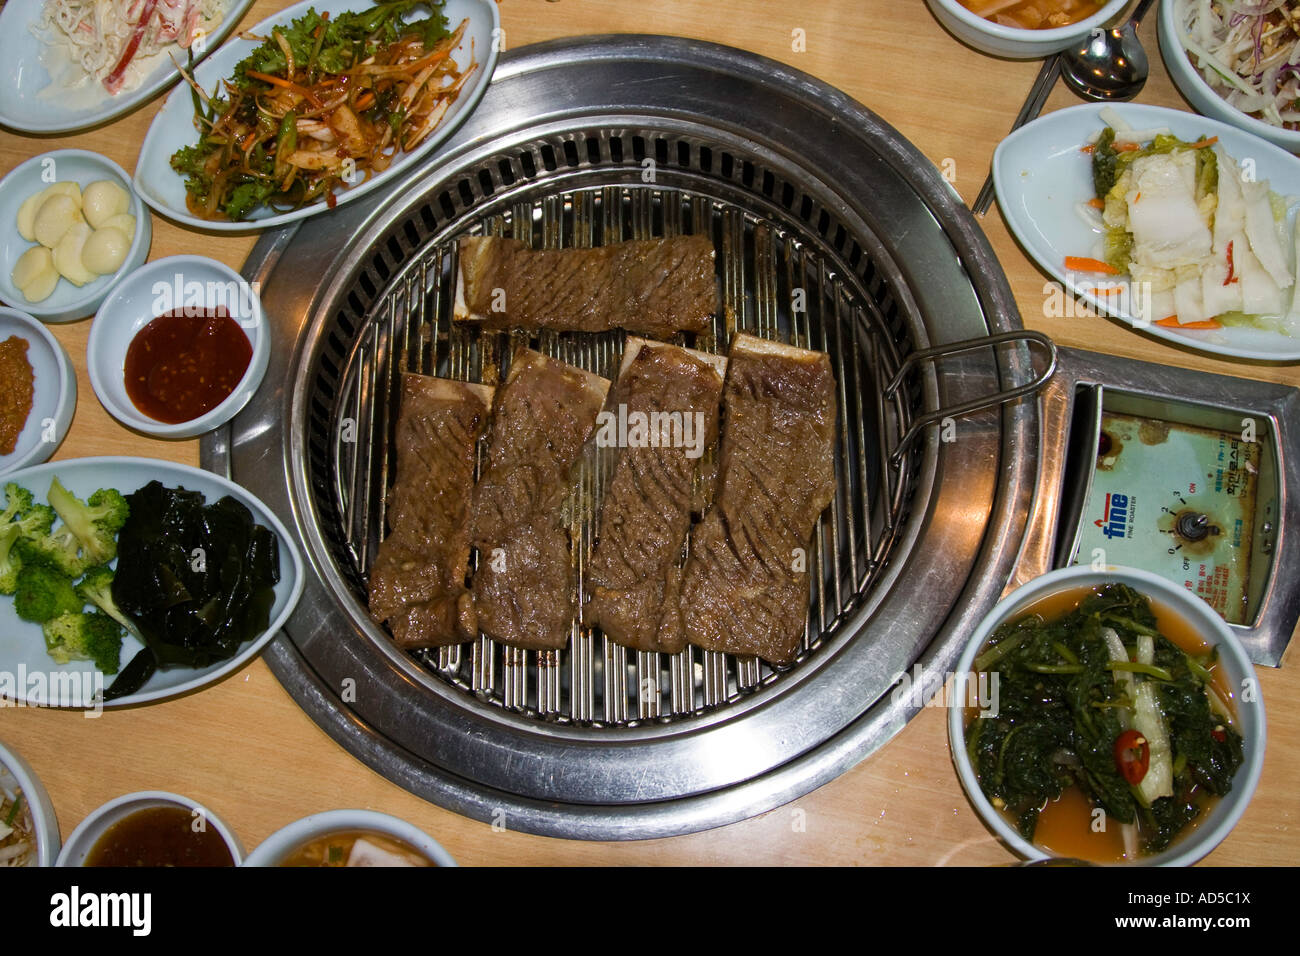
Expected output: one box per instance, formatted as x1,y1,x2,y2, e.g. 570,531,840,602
38,0,226,94
1177,0,1300,129
0,766,35,868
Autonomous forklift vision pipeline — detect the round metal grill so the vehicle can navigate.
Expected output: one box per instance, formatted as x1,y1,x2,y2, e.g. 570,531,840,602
211,36,1044,838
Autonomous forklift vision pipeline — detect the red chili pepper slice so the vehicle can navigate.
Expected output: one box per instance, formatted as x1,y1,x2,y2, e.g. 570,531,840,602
1114,729,1150,785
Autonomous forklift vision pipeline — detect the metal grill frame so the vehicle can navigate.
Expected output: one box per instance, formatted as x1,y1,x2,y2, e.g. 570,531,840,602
207,36,1043,839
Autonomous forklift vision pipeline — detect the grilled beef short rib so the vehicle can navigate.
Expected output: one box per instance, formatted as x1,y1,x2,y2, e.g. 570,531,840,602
470,348,610,650
585,339,726,654
454,235,717,337
680,334,838,665
368,375,494,648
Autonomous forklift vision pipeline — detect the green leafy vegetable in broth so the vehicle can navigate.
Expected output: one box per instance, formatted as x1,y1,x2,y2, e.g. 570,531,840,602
966,584,1243,856
104,481,280,700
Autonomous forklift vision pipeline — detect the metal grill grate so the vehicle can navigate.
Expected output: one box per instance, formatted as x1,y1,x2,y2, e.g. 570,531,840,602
305,131,924,726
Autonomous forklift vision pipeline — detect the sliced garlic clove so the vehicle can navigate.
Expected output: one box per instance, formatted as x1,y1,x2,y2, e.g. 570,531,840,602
81,226,130,275
21,265,61,303
82,180,130,229
11,245,53,289
52,220,97,285
16,192,45,241
42,181,83,206
100,212,137,243
33,194,84,249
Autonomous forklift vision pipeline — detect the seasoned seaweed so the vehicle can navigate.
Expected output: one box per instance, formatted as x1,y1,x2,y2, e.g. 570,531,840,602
103,482,280,700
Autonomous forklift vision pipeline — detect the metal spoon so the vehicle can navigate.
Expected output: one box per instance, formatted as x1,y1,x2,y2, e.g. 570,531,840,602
971,0,1156,215
1060,0,1158,101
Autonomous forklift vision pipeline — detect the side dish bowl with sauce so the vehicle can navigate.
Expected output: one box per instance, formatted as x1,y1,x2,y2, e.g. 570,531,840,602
242,809,457,867
86,255,268,439
926,0,1127,59
56,791,243,867
948,565,1265,866
0,307,75,476
0,150,152,323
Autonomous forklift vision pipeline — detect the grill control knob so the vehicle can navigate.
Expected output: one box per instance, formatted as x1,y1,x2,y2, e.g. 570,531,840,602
1175,511,1214,542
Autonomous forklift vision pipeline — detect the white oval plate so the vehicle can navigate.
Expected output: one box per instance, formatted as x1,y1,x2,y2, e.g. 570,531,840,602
0,308,75,476
994,102,1300,362
0,0,255,135
0,457,304,708
133,0,500,232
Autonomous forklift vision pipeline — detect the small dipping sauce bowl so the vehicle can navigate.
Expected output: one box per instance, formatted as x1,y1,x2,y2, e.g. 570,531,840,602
87,255,268,440
57,790,243,867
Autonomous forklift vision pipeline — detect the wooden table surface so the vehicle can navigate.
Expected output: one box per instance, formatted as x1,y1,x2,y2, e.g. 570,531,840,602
1,0,1296,867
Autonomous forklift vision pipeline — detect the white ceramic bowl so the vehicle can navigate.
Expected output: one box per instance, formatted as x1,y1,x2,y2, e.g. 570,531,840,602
0,737,60,866
948,565,1265,866
926,0,1128,59
1158,0,1300,154
0,307,75,476
56,790,243,866
86,255,268,439
243,809,458,867
0,150,152,323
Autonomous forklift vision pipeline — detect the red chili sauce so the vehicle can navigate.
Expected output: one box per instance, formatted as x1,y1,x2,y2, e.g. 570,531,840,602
124,309,252,424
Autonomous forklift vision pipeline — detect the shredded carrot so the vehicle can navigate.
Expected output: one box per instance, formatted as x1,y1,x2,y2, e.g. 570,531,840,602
353,91,375,110
245,69,324,107
1080,143,1095,154
1155,316,1222,329
1086,198,1104,209
1080,285,1123,296
1115,141,1141,152
1065,256,1119,274
1187,136,1219,149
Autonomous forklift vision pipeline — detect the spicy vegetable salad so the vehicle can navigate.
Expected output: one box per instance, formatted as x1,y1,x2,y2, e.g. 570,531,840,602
1176,0,1300,131
1075,116,1298,332
171,0,476,221
38,0,228,94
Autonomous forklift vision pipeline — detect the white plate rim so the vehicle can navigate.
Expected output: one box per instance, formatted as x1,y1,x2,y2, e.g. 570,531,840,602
0,0,257,135
0,455,305,708
994,101,1300,363
132,0,500,233
0,307,75,476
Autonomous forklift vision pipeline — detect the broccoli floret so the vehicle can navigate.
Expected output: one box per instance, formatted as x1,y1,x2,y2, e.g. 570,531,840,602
0,526,20,595
45,478,129,570
12,524,87,579
41,611,123,674
0,487,56,595
12,563,82,623
76,565,139,637
2,483,35,524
